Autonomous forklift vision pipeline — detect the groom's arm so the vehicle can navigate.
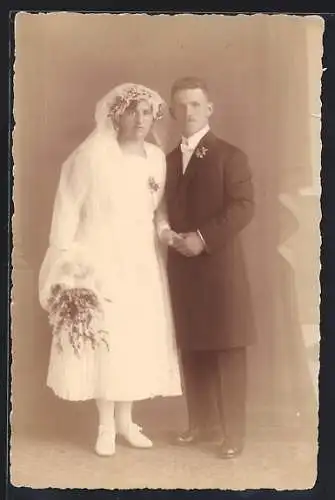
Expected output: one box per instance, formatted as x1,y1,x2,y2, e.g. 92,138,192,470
197,148,254,254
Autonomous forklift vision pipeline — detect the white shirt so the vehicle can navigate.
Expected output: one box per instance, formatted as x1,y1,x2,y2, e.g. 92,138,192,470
180,124,210,173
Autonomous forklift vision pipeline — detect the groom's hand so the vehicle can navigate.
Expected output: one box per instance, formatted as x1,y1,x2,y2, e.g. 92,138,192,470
173,232,205,257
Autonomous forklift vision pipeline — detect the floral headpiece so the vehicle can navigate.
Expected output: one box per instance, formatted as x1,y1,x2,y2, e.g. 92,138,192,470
95,83,165,132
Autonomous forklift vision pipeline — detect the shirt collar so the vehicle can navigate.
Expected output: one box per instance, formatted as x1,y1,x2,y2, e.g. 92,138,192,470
181,124,210,150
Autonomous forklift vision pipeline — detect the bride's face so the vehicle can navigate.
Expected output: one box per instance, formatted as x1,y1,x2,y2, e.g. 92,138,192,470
117,99,154,141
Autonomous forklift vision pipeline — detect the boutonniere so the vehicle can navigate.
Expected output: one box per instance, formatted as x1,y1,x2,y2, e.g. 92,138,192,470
195,145,208,158
148,176,160,193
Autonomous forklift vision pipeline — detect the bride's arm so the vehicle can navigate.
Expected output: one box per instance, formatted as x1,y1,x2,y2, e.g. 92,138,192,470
38,150,89,309
155,198,170,238
49,151,89,250
153,150,177,246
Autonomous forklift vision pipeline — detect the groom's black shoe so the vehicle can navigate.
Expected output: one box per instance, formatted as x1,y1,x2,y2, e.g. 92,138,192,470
174,427,223,446
174,428,202,446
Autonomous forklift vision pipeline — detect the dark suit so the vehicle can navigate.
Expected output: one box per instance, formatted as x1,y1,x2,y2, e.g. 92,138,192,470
165,130,256,445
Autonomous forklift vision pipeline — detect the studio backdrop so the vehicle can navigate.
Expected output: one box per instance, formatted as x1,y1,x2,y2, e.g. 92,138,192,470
12,13,321,432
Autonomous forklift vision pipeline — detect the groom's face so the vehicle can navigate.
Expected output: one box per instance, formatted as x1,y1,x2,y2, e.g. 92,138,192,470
170,88,213,138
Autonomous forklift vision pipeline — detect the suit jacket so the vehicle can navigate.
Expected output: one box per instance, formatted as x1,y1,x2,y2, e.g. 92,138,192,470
165,130,256,350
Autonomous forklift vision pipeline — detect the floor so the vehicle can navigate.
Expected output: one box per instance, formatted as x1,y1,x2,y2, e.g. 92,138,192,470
10,396,318,490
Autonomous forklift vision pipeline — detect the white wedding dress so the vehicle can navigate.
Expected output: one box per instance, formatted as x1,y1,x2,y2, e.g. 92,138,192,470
39,132,182,401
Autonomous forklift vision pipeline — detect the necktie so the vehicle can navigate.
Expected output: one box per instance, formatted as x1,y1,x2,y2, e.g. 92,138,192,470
180,141,194,154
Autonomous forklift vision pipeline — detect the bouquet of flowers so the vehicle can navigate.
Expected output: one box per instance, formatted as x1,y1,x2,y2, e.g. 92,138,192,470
47,283,109,357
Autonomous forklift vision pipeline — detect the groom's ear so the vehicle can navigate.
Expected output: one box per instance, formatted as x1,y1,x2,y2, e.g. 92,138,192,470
208,102,214,117
169,106,176,120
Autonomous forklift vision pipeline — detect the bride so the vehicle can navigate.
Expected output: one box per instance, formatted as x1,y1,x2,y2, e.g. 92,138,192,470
39,83,182,456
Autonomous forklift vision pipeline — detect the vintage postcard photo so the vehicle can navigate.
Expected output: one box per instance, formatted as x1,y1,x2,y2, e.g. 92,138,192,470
10,12,322,490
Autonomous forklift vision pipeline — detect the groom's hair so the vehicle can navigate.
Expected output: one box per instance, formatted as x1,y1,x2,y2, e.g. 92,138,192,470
170,76,209,99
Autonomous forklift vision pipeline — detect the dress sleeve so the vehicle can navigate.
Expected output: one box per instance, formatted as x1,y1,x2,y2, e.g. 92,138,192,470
153,148,171,239
49,150,89,250
38,150,90,309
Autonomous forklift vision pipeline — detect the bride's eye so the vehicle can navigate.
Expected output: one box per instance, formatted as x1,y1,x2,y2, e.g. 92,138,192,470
125,107,136,116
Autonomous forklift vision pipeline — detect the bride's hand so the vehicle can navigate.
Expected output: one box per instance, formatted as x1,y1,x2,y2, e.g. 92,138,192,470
160,228,181,247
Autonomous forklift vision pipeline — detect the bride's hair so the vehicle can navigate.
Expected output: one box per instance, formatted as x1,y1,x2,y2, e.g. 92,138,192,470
108,98,154,130
95,83,165,134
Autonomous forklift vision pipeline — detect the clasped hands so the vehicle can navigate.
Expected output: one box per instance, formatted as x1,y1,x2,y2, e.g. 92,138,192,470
161,229,205,257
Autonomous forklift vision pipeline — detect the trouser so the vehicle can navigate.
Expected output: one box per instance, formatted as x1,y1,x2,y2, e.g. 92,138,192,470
181,347,247,445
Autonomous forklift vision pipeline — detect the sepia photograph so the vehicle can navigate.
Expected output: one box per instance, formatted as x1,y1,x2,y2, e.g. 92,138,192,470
10,12,322,490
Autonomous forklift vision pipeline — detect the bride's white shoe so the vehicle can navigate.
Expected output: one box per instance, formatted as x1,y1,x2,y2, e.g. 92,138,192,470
118,422,153,449
95,424,116,456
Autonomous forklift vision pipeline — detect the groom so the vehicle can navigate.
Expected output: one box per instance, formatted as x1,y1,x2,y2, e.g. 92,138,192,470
162,77,256,459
